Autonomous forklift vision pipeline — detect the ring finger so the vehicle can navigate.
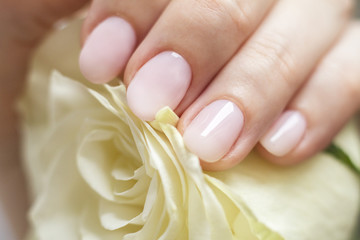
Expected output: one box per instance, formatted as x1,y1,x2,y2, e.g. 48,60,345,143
179,0,353,170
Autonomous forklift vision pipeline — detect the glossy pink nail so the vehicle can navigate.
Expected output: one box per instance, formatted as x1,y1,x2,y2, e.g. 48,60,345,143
79,17,136,84
260,111,306,157
126,51,191,121
183,100,244,163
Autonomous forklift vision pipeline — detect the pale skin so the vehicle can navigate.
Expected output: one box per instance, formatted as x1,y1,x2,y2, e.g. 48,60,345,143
0,0,360,238
79,0,360,170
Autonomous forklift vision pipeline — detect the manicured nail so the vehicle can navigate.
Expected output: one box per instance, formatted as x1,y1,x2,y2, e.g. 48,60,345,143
79,17,136,84
183,100,244,163
260,111,306,157
127,51,191,121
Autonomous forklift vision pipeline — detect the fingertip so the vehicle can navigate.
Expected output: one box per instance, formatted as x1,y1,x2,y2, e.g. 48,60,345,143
259,111,307,157
256,144,301,166
79,17,136,84
183,100,244,164
126,51,192,121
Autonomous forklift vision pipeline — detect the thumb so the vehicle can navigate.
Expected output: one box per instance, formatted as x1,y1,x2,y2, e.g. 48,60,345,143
2,0,89,45
32,0,89,21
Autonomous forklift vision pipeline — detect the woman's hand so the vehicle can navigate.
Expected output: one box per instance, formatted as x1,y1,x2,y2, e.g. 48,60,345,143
0,0,359,238
79,0,359,170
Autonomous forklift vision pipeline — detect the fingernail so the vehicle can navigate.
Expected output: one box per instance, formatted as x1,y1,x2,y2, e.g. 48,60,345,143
127,51,191,121
183,100,244,163
79,17,136,84
260,111,306,157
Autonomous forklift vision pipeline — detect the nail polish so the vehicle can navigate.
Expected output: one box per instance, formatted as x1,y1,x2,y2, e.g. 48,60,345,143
183,100,244,162
79,17,136,84
260,111,306,157
127,51,191,121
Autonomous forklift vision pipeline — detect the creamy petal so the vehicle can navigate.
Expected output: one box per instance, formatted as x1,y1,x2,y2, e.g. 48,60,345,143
20,19,360,240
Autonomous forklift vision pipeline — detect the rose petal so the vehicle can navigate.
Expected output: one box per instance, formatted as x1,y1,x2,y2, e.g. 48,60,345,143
20,19,360,240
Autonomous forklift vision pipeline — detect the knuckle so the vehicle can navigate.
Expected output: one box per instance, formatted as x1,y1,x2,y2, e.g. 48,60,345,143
197,0,253,36
223,0,253,35
333,0,354,18
343,73,360,104
341,0,355,16
324,59,360,103
246,32,297,87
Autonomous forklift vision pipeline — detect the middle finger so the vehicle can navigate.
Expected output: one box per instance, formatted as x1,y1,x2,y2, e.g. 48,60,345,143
180,0,353,169
125,0,276,121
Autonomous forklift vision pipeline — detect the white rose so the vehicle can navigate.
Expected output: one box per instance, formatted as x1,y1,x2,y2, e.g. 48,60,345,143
20,19,360,240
